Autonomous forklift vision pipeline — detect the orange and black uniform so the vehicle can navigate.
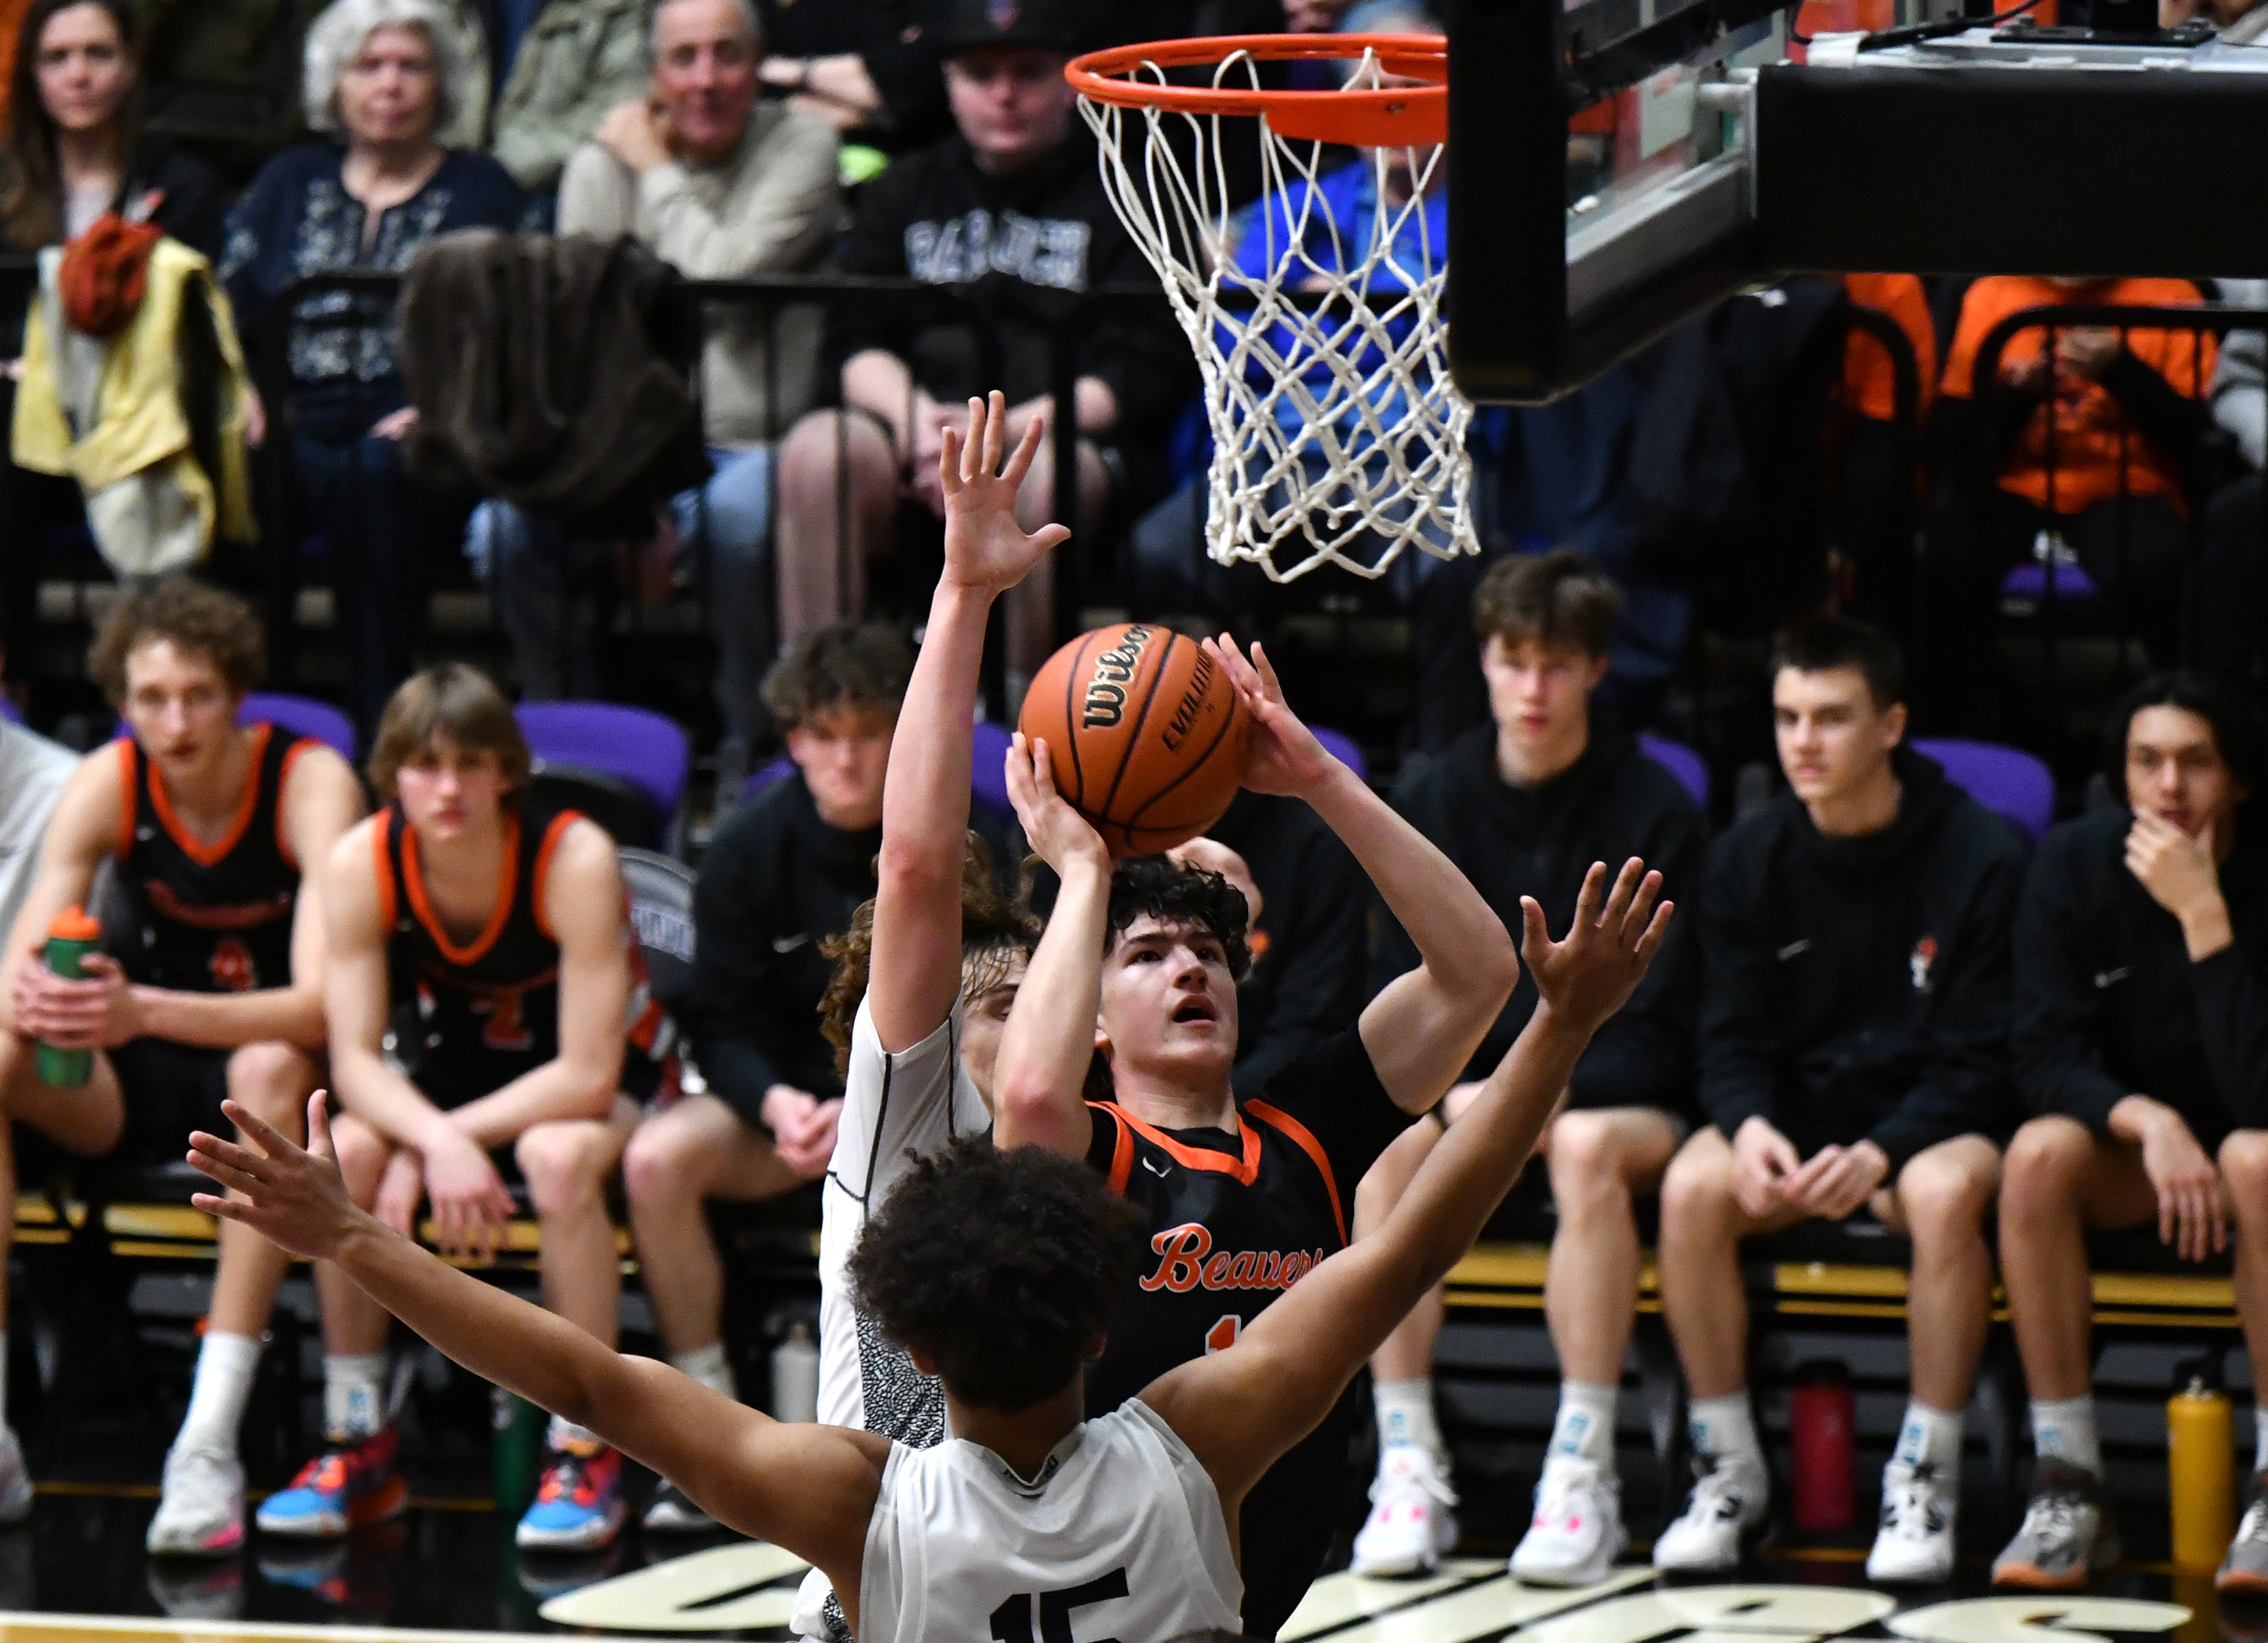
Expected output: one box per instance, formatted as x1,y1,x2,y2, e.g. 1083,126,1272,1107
1081,1030,1410,1641
107,723,315,1158
372,798,670,1117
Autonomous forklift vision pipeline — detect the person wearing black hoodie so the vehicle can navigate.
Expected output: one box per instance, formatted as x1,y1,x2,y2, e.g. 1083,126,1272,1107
1348,550,1706,1584
617,623,907,1532
1994,674,2268,1595
1658,615,2024,1587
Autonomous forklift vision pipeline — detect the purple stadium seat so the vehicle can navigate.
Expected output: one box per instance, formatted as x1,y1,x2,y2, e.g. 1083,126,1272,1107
1312,726,1367,782
239,691,356,760
2001,562,2100,602
1912,737,2055,846
1639,733,1710,811
516,703,691,828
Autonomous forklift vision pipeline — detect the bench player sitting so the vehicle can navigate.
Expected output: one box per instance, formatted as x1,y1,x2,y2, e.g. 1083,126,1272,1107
1348,550,1705,1584
991,631,1520,1638
292,664,670,1553
0,582,361,1550
187,856,1669,1642
1994,674,2268,1592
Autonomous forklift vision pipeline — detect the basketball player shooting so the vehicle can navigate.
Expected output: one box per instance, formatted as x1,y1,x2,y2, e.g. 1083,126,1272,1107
178,856,1666,1640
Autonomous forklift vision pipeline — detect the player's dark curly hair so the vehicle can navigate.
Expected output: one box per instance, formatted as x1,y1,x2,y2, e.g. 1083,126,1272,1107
1105,855,1252,982
849,1136,1149,1410
818,833,1040,1076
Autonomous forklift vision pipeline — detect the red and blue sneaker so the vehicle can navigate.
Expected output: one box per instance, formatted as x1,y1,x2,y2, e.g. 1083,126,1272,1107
255,1426,409,1539
516,1436,626,1552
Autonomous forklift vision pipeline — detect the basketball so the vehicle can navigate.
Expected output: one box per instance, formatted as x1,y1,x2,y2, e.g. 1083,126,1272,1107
1018,622,1251,857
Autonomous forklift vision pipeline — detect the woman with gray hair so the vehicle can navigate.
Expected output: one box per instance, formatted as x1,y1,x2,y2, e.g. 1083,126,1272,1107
207,0,523,757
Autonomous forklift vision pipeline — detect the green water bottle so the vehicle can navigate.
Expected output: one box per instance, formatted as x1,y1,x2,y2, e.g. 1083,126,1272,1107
35,906,101,1089
491,1386,545,1521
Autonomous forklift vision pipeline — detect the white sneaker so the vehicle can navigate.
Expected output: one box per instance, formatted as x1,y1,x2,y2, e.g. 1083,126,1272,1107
0,1426,31,1525
1867,1461,1957,1585
1652,1456,1769,1572
1349,1445,1459,1576
146,1443,246,1556
1510,1457,1628,1586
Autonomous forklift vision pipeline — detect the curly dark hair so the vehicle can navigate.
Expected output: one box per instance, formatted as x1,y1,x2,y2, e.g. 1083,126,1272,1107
818,832,1041,1076
849,1136,1149,1410
89,577,263,705
760,622,913,733
1106,854,1252,982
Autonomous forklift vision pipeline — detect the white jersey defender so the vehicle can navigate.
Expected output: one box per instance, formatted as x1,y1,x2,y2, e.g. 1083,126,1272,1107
858,1399,1242,1643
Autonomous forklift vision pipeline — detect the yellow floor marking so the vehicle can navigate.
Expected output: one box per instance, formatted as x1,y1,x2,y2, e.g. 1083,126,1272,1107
1281,1559,1503,1638
1319,1567,1655,1643
534,1539,810,1632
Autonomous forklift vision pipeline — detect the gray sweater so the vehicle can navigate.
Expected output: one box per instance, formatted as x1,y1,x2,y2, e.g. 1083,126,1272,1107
2215,276,2267,473
558,105,840,449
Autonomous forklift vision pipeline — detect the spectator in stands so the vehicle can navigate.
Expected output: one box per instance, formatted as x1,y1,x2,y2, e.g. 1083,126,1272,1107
1993,673,2268,1593
0,583,365,1553
2161,0,2268,39
219,0,523,747
475,0,838,796
618,623,914,1532
773,0,1181,706
488,0,646,196
1926,275,2217,732
1657,615,2022,1584
0,0,230,680
754,0,954,157
2195,279,2267,695
311,663,670,1553
1341,551,1703,1582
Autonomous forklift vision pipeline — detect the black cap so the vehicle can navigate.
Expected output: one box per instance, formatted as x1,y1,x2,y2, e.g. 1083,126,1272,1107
939,0,1081,56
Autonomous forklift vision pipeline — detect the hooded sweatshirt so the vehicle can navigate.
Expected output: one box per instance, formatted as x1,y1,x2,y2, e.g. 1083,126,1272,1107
2013,807,2268,1151
1698,745,2025,1167
1373,721,1706,1112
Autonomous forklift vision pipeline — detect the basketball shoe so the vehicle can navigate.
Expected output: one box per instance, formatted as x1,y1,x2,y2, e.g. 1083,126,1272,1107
146,1440,245,1555
518,1433,626,1550
1991,1458,2120,1589
1866,1459,1957,1585
2220,1474,2268,1596
643,1479,718,1534
1653,1453,1770,1572
1349,1445,1458,1576
0,1425,34,1526
1510,1457,1628,1586
257,1426,409,1538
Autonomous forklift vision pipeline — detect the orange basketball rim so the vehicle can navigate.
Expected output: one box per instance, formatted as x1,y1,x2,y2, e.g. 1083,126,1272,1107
1065,34,1449,148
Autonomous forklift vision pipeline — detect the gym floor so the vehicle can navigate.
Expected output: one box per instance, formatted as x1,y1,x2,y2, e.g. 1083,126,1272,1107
0,1437,2241,1643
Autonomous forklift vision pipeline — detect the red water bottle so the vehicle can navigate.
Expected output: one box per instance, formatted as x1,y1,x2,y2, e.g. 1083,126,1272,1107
1790,1362,1856,1532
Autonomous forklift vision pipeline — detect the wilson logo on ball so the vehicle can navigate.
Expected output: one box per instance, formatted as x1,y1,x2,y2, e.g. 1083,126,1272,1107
1081,625,1154,730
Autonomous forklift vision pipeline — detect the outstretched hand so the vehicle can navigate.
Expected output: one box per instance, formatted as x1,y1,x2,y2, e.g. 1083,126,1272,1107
1207,635,1334,799
1518,858,1671,1037
940,390,1072,598
187,1092,369,1265
1005,731,1111,870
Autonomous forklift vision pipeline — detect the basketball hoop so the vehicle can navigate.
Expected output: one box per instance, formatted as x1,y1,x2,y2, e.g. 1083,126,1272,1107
1068,35,1475,584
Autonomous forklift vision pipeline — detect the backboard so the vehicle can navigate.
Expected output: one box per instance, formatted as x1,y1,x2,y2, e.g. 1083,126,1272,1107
1445,0,2268,403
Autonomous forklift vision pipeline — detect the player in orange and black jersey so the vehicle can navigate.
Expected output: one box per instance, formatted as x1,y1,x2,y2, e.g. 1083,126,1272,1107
0,582,364,1550
992,641,1523,1641
305,663,670,1557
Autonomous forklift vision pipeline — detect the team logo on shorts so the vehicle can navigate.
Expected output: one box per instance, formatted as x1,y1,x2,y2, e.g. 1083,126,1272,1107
1909,935,1938,994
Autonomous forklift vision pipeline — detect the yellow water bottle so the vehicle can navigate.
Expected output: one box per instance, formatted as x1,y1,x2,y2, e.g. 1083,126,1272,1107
2170,1367,2235,1572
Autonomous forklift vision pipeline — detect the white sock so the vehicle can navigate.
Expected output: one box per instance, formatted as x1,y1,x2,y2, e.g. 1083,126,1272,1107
549,1414,603,1453
1547,1381,1618,1467
2030,1396,2101,1477
177,1331,262,1455
1889,1401,1965,1480
0,1329,9,1431
672,1342,736,1402
2255,1413,2268,1477
1689,1393,1764,1475
323,1352,389,1442
1373,1377,1443,1460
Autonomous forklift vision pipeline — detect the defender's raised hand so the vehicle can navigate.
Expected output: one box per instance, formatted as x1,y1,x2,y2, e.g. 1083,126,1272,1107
939,391,1072,598
1517,858,1671,1036
189,1092,368,1265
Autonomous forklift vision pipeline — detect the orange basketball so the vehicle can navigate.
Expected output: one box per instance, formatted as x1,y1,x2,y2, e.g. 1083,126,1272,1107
1018,622,1250,857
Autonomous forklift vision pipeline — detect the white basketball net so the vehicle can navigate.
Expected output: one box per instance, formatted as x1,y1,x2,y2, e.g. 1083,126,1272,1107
1081,50,1475,583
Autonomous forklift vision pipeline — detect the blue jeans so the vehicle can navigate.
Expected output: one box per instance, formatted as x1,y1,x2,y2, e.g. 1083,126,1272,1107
470,446,774,743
